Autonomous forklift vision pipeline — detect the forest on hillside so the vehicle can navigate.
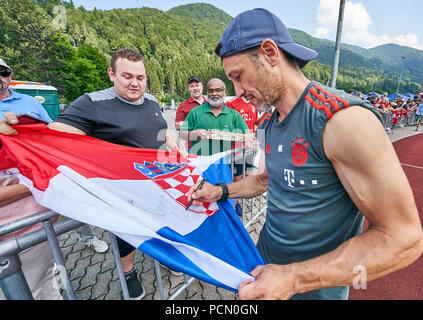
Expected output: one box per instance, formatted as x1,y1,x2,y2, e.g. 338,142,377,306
0,0,421,105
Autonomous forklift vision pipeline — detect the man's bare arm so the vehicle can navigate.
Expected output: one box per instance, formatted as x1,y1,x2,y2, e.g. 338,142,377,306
0,184,32,207
1,112,87,136
179,129,210,141
239,106,423,299
294,106,423,290
47,122,87,135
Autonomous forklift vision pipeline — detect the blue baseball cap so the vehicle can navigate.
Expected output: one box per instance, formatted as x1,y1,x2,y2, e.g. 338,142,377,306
215,8,318,68
188,76,201,84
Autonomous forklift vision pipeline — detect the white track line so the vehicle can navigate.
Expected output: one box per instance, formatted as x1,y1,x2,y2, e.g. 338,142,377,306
401,163,423,170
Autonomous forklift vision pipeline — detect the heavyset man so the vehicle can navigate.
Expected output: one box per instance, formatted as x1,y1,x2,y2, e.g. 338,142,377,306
0,48,184,300
189,8,423,300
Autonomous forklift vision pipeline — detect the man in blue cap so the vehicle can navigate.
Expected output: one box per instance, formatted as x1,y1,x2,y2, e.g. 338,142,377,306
189,8,423,300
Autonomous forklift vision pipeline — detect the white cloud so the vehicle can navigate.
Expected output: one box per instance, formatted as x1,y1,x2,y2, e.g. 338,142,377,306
314,0,423,50
315,27,331,38
317,0,339,28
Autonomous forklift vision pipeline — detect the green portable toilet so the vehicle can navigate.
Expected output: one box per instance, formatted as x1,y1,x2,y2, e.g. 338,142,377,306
9,81,61,120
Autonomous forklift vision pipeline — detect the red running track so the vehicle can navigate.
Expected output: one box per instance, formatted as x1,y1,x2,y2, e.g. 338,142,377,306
349,133,423,300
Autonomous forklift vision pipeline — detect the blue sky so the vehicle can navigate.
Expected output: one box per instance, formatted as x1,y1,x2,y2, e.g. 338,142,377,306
71,0,423,51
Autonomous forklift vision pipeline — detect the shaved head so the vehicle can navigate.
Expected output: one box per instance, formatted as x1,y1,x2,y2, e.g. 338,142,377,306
207,78,226,108
207,78,226,90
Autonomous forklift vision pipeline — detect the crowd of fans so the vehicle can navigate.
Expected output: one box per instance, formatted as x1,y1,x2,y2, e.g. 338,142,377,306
348,89,423,134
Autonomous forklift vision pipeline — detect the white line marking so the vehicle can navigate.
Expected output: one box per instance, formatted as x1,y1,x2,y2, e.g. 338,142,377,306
401,163,423,170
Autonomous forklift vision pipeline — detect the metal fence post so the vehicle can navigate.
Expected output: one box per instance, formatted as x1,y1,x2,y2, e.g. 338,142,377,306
42,219,76,300
154,259,165,300
108,232,130,300
0,254,33,300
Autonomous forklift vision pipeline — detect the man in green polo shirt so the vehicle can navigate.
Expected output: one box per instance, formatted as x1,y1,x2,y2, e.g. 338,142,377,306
180,78,249,158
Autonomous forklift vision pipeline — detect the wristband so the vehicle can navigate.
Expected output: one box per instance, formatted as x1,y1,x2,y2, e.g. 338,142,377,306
215,182,229,201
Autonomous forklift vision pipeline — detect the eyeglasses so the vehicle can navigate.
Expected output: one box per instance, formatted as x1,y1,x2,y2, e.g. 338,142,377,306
0,70,12,77
207,88,225,94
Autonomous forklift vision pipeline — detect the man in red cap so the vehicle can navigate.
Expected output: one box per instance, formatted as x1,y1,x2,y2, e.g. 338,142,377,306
175,76,207,131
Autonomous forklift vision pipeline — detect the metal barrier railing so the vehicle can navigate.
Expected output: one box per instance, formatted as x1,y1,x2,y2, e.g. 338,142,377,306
0,147,267,300
0,211,84,299
381,110,419,132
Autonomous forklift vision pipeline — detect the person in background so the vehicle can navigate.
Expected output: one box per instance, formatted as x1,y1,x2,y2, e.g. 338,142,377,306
391,102,401,127
406,101,417,125
0,58,108,255
226,96,258,133
174,76,207,131
180,78,249,163
416,99,423,131
0,59,51,121
0,58,62,300
180,79,251,174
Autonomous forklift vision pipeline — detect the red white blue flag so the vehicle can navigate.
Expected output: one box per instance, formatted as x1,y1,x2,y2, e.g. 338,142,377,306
0,124,264,292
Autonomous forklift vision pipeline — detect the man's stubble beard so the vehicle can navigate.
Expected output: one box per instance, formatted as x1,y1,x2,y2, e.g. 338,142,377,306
251,57,285,114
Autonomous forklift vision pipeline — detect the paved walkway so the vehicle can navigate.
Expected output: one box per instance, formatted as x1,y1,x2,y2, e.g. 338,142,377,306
386,123,422,143
57,111,421,300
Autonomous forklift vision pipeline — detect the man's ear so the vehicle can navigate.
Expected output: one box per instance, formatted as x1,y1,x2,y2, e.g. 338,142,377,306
259,39,280,66
107,67,115,82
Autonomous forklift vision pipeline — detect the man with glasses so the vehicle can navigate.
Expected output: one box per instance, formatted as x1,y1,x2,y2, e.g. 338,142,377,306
180,78,249,161
0,59,52,122
180,77,250,218
0,58,63,300
0,58,109,256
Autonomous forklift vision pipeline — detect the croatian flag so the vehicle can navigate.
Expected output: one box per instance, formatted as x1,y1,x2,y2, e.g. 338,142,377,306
0,124,265,292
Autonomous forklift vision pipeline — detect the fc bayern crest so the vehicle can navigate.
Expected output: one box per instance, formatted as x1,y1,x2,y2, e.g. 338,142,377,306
291,137,309,166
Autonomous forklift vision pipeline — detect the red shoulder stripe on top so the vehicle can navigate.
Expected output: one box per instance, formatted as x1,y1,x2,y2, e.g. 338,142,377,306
309,87,341,113
305,94,333,119
314,83,350,109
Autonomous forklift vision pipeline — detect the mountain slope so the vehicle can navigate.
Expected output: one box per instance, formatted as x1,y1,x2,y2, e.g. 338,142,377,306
2,1,421,104
168,3,232,30
290,29,423,85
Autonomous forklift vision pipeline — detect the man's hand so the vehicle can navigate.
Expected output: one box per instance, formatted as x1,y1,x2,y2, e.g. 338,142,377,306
190,129,211,140
186,180,222,208
179,148,189,158
0,112,19,135
238,264,296,300
242,135,256,150
0,184,32,207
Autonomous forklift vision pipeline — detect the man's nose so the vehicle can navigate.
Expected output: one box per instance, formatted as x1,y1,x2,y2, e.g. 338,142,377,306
234,85,245,99
127,77,138,86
